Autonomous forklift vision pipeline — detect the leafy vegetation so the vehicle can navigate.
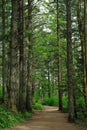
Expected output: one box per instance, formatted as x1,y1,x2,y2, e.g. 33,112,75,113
33,102,43,110
75,118,87,127
0,87,2,98
62,95,68,112
44,96,58,107
0,105,31,128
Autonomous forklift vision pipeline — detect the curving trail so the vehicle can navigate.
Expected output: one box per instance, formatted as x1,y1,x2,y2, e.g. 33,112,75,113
7,106,87,130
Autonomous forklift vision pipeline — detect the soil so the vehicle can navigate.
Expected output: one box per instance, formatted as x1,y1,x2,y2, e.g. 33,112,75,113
6,106,87,130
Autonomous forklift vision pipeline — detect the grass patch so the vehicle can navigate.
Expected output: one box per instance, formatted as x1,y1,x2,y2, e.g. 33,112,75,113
0,105,31,128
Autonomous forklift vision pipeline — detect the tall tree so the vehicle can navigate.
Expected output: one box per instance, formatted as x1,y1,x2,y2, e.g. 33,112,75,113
26,0,33,111
77,0,87,108
18,0,26,112
10,0,19,111
66,0,75,122
47,63,51,98
84,0,87,108
57,0,62,111
2,0,6,102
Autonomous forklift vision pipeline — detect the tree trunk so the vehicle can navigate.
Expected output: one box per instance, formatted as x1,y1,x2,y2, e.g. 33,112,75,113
10,0,19,111
48,65,51,98
77,0,87,108
26,0,33,111
84,0,87,108
57,0,62,111
18,0,26,112
52,73,55,96
2,0,6,103
66,0,75,122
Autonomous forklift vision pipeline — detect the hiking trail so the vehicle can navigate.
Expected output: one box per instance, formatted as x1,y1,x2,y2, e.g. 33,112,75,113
6,106,87,130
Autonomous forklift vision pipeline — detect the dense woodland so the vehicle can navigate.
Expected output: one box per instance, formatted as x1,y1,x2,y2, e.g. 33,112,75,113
0,0,87,126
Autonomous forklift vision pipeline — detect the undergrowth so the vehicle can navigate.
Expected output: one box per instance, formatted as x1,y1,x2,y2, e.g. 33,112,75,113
33,102,43,110
62,95,68,112
43,96,58,106
0,105,31,129
75,118,87,127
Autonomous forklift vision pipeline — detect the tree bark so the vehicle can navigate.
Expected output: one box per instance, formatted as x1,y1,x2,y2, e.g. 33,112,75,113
10,0,19,111
57,0,62,111
18,0,26,112
66,0,75,122
26,0,33,111
84,0,87,108
77,0,87,108
2,0,6,103
47,65,51,98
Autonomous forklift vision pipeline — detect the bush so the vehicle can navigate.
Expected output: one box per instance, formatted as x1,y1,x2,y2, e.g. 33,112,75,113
33,102,43,110
0,105,31,128
0,86,2,98
44,96,58,106
62,95,68,112
76,96,86,118
75,118,87,127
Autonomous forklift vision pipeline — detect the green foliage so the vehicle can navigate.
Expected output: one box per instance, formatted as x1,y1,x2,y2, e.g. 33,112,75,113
75,118,87,127
0,105,31,128
76,96,87,118
0,86,2,98
33,102,43,110
44,96,58,106
76,96,85,108
34,89,41,102
62,95,68,112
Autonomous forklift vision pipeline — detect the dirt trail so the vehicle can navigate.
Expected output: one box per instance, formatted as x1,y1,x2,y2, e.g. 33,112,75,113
8,106,87,130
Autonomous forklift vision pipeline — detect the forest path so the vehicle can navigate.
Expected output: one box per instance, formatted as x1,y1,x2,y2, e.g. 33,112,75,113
8,106,87,130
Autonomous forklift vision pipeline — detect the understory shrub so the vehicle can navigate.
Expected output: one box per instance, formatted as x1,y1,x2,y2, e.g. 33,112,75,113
62,95,68,112
44,96,58,106
0,86,2,98
33,102,43,110
75,117,87,127
76,96,87,118
0,105,31,128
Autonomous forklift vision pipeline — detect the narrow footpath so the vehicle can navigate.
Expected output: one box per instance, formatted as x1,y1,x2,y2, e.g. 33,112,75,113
8,106,87,130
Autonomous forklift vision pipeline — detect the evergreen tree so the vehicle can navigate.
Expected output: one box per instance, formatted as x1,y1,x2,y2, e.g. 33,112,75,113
10,0,19,111
66,0,75,122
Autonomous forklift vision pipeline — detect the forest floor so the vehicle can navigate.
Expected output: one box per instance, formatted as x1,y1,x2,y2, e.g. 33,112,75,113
6,106,87,130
